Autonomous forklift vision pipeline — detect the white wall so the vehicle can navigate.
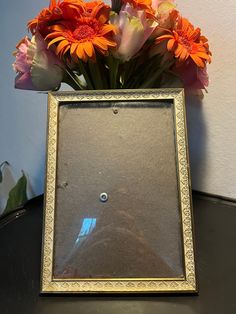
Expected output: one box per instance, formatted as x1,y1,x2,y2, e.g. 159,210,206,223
0,0,236,200
177,1,236,199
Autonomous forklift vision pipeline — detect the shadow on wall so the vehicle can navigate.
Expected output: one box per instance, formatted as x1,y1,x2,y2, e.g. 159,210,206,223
185,92,206,192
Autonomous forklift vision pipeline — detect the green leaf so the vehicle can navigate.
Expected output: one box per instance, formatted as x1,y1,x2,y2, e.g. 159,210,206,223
4,172,28,214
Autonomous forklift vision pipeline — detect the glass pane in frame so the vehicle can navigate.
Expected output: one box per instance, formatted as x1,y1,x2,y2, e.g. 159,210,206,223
54,101,184,279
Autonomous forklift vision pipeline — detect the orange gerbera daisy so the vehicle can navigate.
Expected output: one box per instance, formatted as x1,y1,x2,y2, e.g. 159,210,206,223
156,15,211,68
123,0,156,19
46,17,117,62
28,0,84,37
83,1,110,23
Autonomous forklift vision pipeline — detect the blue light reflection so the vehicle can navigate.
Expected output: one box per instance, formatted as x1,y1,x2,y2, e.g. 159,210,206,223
75,218,96,246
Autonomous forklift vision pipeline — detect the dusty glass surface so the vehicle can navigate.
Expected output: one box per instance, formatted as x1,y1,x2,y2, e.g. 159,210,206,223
53,101,184,279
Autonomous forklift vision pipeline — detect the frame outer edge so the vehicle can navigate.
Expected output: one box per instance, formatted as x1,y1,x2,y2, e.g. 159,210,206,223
41,89,197,293
41,93,59,292
181,89,198,293
175,89,197,292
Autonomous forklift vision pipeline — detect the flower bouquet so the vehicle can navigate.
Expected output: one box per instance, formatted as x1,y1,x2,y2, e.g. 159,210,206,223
13,0,211,91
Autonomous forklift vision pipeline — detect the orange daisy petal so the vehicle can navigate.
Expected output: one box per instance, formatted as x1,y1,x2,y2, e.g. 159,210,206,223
167,39,176,51
46,32,64,40
49,0,57,10
189,28,201,41
190,54,205,68
179,48,189,61
76,44,87,62
63,45,70,55
55,40,69,55
101,37,117,47
93,37,108,50
174,44,183,58
50,24,67,32
48,36,66,48
156,34,174,42
100,24,117,36
196,51,211,60
181,18,190,33
70,42,78,56
83,41,94,58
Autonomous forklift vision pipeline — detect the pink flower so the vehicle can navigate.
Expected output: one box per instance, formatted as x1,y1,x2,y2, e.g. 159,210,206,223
175,59,209,90
151,1,177,38
110,3,158,62
151,0,175,11
13,33,64,91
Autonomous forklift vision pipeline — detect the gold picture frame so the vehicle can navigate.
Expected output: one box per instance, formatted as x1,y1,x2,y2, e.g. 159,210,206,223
41,89,197,293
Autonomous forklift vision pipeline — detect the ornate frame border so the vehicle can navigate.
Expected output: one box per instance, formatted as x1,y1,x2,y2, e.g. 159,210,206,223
41,89,197,293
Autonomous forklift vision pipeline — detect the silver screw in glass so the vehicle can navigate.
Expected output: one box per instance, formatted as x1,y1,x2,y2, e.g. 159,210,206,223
100,192,108,202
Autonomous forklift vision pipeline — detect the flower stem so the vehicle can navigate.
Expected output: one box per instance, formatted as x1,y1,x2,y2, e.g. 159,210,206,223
88,60,106,89
107,55,120,89
139,60,175,88
78,60,94,89
63,67,85,90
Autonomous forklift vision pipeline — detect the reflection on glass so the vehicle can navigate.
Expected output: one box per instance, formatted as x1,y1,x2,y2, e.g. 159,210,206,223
75,217,97,246
55,217,96,277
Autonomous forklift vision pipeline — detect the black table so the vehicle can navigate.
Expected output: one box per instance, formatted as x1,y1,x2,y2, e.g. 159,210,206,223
1,194,236,314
